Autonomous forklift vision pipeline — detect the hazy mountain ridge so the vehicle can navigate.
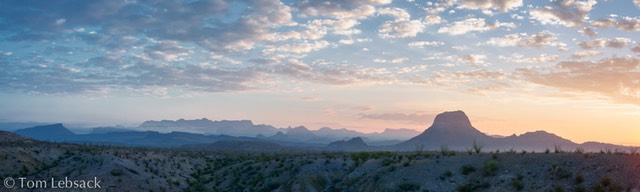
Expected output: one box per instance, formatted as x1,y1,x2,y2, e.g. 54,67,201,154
10,110,637,152
138,118,419,142
396,110,636,152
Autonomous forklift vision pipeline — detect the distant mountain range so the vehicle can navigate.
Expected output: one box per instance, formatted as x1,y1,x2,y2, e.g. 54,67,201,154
8,110,637,152
395,110,635,152
137,118,419,142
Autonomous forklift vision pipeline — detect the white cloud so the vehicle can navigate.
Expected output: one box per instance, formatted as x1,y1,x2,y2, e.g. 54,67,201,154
458,54,487,65
373,57,409,64
338,37,372,45
456,0,524,12
339,39,355,44
591,17,640,31
529,0,597,27
424,15,443,25
390,57,409,63
572,50,601,58
265,41,331,54
577,38,633,49
499,53,558,63
438,18,514,35
377,7,425,38
578,27,597,37
486,30,566,49
408,41,445,48
296,0,391,19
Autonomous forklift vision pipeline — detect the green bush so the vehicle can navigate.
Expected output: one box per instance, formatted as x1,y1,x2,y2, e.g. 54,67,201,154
483,160,498,176
461,165,476,175
442,170,453,178
110,168,124,176
398,182,420,191
574,173,584,184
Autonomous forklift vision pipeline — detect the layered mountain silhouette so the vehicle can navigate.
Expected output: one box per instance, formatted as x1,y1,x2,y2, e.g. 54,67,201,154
10,110,635,152
14,123,76,141
327,137,369,151
138,119,412,142
396,110,634,152
138,119,280,137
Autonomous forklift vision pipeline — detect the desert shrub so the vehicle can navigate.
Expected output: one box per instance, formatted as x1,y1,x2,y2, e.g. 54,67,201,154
461,165,476,175
382,158,393,166
591,184,605,192
466,148,473,155
472,140,482,154
442,170,453,177
574,185,586,192
440,145,450,156
574,173,584,184
398,182,420,191
512,173,524,190
511,178,523,190
600,177,611,187
457,181,489,192
309,175,327,190
110,168,124,176
554,145,563,153
483,160,498,176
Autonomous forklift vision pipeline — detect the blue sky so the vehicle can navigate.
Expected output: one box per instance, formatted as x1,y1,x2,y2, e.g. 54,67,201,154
1,0,640,145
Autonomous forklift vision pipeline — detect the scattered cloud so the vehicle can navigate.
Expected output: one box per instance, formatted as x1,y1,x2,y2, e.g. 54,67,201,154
438,18,514,35
572,50,602,58
408,41,445,48
577,38,633,49
529,0,597,27
264,40,331,54
424,15,443,25
590,17,640,31
458,54,487,66
578,27,597,37
516,57,640,105
486,30,566,49
499,54,558,63
377,7,425,38
373,57,409,64
455,0,524,12
632,45,640,53
295,0,391,19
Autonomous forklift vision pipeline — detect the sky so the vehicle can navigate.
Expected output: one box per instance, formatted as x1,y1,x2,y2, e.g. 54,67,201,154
1,0,639,146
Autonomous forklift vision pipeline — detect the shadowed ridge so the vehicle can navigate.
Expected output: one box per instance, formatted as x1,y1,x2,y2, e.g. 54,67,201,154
14,123,76,141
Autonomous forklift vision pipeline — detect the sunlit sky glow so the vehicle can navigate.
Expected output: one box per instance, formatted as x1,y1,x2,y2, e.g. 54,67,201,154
1,0,640,145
